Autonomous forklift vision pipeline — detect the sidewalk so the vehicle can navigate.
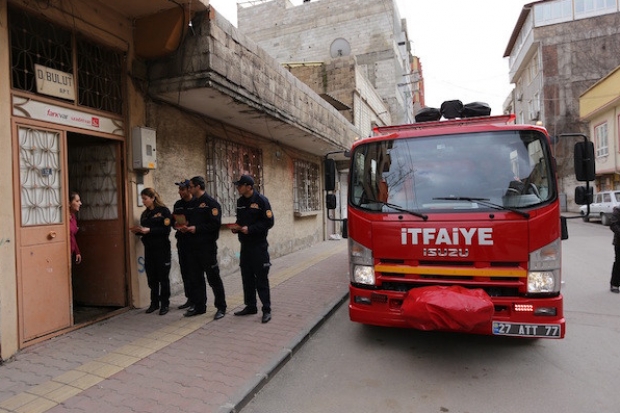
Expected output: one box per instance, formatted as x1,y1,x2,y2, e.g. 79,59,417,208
0,240,349,413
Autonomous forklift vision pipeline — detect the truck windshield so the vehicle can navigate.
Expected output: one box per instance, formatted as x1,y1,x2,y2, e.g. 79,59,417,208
350,130,554,212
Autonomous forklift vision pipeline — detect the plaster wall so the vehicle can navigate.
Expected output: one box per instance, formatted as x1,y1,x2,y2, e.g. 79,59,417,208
580,71,620,180
580,67,620,118
0,0,19,360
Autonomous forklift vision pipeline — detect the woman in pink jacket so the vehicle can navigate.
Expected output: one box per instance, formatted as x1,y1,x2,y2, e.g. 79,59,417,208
69,192,82,265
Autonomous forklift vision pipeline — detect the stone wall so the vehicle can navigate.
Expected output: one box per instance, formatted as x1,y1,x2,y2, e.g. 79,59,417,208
237,0,410,124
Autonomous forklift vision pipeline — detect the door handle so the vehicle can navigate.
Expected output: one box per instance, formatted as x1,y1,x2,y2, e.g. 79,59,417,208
48,231,56,240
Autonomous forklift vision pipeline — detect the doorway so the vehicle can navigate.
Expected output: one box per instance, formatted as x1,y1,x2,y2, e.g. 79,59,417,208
67,132,127,324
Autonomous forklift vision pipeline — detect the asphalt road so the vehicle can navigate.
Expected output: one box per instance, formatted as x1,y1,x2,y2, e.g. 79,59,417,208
241,218,620,413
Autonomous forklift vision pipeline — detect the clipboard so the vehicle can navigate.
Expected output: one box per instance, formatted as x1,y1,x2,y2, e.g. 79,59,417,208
174,214,187,226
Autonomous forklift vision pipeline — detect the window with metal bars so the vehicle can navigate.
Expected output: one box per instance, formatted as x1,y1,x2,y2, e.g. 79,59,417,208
293,160,320,213
8,6,124,115
206,137,263,217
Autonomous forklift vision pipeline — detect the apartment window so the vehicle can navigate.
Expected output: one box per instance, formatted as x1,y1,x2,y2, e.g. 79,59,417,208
206,137,263,217
595,122,609,157
534,0,573,26
293,160,320,214
575,0,617,18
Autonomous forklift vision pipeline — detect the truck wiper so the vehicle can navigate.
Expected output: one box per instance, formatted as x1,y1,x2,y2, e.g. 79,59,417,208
366,199,428,221
433,196,530,219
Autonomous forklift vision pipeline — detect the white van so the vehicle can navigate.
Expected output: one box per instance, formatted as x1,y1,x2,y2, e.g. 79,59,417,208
580,190,620,226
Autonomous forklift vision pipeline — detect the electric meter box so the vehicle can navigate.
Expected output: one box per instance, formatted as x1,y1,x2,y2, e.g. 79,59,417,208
132,126,157,169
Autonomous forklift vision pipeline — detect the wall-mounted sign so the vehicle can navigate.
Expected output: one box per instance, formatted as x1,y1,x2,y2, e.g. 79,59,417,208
34,64,76,101
12,96,124,136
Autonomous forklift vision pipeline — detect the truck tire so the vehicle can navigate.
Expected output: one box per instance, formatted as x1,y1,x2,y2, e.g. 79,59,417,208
602,213,611,226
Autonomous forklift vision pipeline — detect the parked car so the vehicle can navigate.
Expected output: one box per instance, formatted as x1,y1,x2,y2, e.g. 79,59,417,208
580,190,620,226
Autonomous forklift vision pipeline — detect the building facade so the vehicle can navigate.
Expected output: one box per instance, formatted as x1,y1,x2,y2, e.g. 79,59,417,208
503,0,620,209
579,66,620,192
237,0,417,126
0,0,357,360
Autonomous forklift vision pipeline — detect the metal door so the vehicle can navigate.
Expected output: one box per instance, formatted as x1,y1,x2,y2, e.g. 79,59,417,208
15,125,71,343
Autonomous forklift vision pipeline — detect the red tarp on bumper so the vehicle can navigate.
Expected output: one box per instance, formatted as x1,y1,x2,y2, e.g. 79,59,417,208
402,286,494,332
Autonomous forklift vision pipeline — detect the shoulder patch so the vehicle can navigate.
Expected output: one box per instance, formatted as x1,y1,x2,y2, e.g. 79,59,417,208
212,208,219,216
266,210,273,219
164,218,171,226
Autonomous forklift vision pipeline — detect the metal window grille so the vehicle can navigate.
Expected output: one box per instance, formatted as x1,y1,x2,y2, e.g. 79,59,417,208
18,127,63,226
76,37,124,115
8,6,124,115
9,6,73,93
206,137,262,217
68,144,118,220
293,160,320,213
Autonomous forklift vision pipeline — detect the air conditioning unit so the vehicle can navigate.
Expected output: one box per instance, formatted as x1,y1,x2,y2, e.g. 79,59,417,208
529,110,540,121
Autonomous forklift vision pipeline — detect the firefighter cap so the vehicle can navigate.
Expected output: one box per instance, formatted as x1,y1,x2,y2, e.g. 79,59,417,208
233,175,255,187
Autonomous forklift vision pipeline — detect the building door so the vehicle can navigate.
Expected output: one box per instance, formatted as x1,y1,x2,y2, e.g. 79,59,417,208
68,133,127,324
15,125,72,343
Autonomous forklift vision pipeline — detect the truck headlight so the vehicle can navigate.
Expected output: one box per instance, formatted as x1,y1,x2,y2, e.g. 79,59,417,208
528,238,561,293
528,271,556,292
350,238,375,285
353,265,375,285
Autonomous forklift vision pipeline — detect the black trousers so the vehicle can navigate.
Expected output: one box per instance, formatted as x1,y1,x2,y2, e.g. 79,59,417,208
611,243,620,287
144,248,171,307
186,243,226,312
177,240,191,300
240,243,271,313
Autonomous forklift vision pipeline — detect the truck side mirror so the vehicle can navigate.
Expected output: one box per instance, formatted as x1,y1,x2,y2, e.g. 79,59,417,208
325,158,336,191
574,141,595,182
561,216,568,240
574,186,593,205
326,194,337,210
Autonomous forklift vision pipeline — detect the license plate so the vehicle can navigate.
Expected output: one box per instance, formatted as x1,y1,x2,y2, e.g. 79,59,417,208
492,322,561,338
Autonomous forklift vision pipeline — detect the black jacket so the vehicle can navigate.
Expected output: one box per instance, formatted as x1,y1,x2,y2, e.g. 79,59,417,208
611,207,620,246
138,206,172,251
186,192,222,245
236,190,274,244
173,196,193,241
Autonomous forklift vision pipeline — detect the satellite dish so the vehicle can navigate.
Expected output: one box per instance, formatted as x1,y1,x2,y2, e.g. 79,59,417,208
330,38,351,58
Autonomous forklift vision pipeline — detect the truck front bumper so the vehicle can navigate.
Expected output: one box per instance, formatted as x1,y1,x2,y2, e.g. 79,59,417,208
349,285,566,338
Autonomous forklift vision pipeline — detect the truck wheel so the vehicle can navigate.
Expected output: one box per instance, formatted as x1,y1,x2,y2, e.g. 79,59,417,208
602,214,611,226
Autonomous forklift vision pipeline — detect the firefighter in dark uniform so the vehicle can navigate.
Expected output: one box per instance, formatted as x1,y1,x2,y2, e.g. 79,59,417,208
231,175,275,324
130,187,173,315
178,176,227,319
173,179,194,309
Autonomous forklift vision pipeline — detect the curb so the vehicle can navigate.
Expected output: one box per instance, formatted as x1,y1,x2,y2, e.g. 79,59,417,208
219,290,350,413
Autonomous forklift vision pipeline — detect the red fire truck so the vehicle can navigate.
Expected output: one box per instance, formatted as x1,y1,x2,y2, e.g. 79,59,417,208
325,103,594,339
